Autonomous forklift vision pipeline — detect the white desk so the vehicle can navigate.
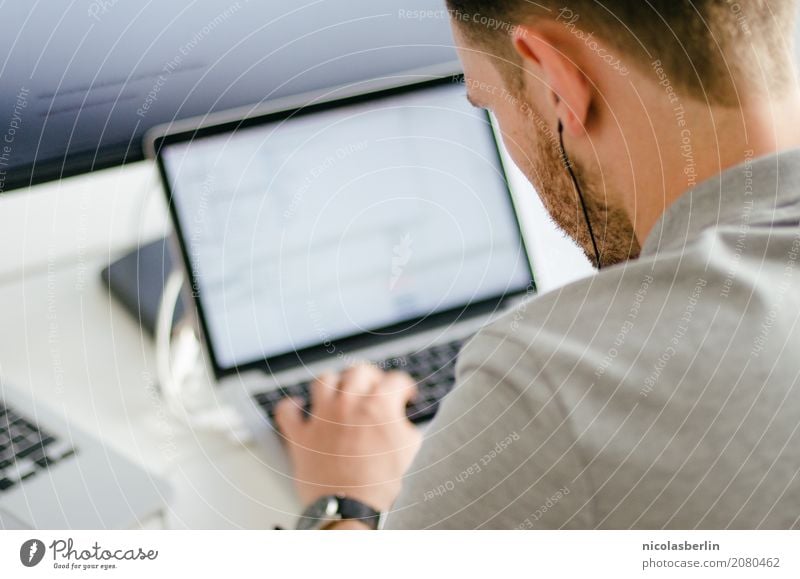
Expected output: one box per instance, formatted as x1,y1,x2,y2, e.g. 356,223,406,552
0,156,590,529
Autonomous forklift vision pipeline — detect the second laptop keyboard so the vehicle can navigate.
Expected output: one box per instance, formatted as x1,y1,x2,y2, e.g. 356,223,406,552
254,337,467,426
0,402,76,492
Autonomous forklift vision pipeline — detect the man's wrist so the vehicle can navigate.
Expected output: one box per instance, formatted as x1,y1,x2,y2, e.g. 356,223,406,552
324,519,372,530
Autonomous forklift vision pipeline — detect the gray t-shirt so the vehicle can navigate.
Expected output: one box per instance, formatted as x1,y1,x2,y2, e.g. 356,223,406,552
384,149,800,529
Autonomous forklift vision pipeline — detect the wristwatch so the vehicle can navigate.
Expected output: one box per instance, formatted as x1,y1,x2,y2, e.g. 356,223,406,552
296,494,383,530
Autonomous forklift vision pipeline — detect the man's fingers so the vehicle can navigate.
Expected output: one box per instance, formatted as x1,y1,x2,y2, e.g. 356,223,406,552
337,363,382,397
376,371,418,409
274,396,306,438
310,371,338,408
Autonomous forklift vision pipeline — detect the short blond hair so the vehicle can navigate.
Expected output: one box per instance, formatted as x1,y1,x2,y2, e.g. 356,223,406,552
447,0,798,105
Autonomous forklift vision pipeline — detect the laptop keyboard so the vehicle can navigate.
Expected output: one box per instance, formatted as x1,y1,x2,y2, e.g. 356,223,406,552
254,337,467,426
0,402,76,492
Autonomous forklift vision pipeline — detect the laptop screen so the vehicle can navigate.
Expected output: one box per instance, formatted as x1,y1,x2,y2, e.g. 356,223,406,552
158,78,534,374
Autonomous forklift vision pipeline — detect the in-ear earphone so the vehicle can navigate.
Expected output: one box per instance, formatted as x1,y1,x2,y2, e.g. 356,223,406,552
557,120,602,270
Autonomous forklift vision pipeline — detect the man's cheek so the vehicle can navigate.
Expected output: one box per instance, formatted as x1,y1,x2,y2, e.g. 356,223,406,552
497,127,529,171
491,106,527,151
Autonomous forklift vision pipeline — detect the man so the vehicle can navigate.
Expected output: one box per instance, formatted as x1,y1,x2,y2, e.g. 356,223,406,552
276,0,800,529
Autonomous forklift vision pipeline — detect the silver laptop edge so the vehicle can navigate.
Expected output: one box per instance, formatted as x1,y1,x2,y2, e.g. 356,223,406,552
143,60,464,159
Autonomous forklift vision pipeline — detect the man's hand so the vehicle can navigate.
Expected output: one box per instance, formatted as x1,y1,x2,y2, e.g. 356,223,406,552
274,364,423,514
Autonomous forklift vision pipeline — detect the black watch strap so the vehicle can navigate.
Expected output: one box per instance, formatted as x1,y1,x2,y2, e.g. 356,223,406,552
336,495,382,529
297,494,383,530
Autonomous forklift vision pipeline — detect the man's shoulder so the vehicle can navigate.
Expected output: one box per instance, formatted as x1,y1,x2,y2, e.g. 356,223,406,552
464,257,664,357
456,248,722,394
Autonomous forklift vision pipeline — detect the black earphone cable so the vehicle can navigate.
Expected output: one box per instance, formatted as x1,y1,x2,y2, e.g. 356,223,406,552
558,120,602,270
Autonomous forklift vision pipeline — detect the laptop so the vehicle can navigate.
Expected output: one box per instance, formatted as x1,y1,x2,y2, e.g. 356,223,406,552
146,64,536,437
0,379,170,529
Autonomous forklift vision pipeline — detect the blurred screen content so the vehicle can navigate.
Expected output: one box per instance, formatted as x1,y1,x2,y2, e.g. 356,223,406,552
161,82,532,369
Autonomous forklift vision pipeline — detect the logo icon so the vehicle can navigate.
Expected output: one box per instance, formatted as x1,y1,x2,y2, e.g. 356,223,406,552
389,233,413,290
20,539,45,567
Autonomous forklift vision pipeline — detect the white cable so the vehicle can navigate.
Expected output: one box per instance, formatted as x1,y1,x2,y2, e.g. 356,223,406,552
155,270,188,420
155,269,246,437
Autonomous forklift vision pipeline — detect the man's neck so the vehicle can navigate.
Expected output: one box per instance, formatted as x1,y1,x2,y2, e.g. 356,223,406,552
633,94,800,243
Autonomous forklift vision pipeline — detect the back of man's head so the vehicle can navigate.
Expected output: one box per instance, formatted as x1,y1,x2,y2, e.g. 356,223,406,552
447,0,798,105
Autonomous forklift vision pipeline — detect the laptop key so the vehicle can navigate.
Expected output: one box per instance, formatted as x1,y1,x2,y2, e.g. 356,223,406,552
35,456,54,469
57,448,76,461
7,459,37,483
15,440,48,460
0,478,14,491
44,440,73,461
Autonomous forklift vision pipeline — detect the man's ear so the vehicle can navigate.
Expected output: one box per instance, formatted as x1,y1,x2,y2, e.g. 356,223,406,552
511,26,590,137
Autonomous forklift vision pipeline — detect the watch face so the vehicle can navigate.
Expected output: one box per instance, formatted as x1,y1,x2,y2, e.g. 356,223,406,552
296,496,339,530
